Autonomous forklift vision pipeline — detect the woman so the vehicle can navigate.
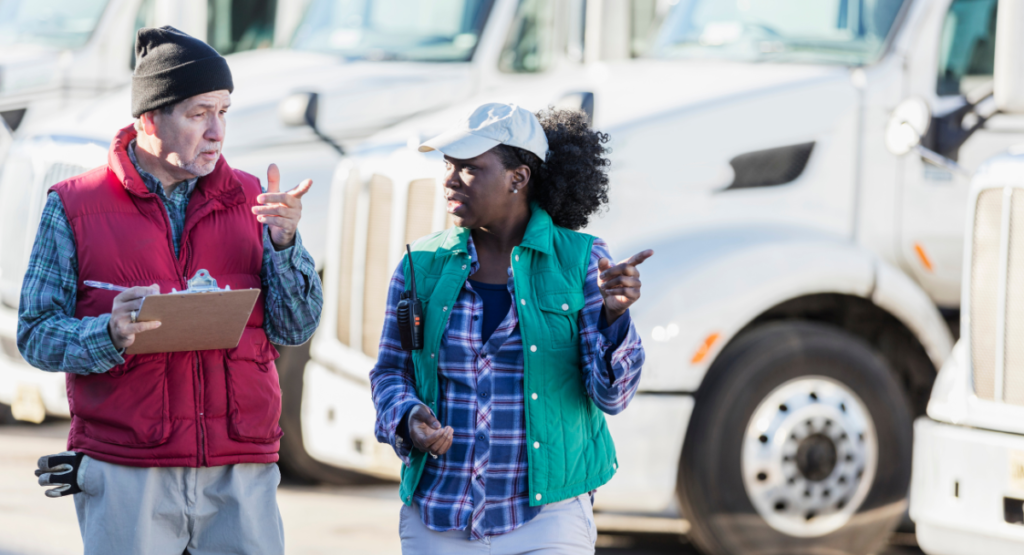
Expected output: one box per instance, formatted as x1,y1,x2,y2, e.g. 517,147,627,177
370,103,651,554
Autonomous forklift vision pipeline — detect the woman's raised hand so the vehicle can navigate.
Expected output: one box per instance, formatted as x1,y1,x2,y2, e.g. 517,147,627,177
598,250,654,325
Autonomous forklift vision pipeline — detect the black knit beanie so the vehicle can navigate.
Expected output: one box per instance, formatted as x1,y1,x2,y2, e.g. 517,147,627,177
131,26,234,118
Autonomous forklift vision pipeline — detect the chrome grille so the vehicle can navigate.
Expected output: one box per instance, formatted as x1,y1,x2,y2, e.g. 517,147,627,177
361,175,394,357
0,154,88,308
405,179,437,245
969,186,1024,406
335,170,361,345
971,188,1003,400
1005,189,1024,404
332,171,445,356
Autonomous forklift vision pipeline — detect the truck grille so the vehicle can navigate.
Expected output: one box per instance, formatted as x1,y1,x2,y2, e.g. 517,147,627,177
333,171,448,357
970,187,1024,405
0,155,89,308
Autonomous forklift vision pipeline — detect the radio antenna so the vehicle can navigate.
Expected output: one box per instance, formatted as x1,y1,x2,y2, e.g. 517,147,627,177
406,244,417,300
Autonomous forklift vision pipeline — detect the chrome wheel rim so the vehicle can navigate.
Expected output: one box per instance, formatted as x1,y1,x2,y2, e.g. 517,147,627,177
741,376,878,537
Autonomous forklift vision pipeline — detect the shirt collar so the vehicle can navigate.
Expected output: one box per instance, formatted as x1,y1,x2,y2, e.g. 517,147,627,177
127,139,198,199
439,203,555,257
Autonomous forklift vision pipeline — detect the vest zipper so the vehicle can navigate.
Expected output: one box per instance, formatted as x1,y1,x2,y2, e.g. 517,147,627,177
196,352,207,466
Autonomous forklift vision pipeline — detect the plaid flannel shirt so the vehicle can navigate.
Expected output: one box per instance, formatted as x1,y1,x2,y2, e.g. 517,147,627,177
17,141,323,374
370,236,644,539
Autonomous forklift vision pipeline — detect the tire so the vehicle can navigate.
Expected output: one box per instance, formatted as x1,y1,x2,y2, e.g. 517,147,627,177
677,321,912,555
275,341,380,485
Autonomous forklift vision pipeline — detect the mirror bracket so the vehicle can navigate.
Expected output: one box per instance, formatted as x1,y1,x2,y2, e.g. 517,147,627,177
279,92,345,156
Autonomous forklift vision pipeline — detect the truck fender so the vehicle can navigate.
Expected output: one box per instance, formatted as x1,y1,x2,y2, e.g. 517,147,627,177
617,226,953,392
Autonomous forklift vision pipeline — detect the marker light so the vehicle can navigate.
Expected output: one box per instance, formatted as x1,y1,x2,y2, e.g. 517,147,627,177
691,332,721,364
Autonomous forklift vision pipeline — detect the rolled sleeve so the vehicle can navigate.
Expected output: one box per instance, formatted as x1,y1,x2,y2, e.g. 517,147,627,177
370,263,423,466
578,239,645,414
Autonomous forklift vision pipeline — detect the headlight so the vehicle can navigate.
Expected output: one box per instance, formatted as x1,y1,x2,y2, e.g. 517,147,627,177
0,136,107,309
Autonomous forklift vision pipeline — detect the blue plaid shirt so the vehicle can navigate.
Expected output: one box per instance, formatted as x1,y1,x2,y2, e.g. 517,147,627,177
17,141,323,374
370,236,644,539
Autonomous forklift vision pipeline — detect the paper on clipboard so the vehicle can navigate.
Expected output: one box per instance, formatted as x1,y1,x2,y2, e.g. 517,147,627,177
126,270,260,355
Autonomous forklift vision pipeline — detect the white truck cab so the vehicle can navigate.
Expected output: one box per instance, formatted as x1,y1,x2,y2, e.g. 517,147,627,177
298,0,1024,553
910,2,1024,552
0,0,657,478
0,0,302,135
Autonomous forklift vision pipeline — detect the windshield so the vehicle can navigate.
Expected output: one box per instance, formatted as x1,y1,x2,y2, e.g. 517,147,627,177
291,0,494,62
650,0,906,66
0,0,109,50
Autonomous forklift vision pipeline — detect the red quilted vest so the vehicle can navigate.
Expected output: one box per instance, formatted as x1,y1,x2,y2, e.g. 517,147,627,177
50,124,282,467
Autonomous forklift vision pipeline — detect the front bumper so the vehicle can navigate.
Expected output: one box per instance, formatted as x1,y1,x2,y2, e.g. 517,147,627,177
911,417,1024,554
0,304,68,418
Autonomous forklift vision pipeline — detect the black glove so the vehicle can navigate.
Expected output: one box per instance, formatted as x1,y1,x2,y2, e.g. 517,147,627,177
35,451,84,498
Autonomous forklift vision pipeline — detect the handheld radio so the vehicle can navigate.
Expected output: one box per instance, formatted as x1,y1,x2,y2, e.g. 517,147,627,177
397,244,424,351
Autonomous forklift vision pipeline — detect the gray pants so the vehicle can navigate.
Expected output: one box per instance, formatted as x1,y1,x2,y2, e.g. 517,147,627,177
399,494,597,554
73,455,284,555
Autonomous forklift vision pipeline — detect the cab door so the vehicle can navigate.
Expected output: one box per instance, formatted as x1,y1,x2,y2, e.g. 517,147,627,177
899,0,1024,308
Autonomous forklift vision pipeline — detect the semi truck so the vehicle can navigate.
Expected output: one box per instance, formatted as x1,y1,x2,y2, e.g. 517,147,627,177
909,1,1024,553
297,0,1024,553
0,0,660,480
0,0,303,134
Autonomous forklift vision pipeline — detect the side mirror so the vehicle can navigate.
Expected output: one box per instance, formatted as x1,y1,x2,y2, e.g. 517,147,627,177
886,96,971,176
994,0,1024,113
884,97,930,156
279,92,319,128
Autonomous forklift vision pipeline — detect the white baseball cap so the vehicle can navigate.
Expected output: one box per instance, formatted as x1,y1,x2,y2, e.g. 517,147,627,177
419,103,548,161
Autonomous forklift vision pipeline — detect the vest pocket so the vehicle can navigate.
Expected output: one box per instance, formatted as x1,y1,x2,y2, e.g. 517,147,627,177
74,354,170,447
225,328,283,443
537,291,586,349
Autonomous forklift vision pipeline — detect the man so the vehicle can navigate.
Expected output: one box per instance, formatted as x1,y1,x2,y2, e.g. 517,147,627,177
19,27,322,554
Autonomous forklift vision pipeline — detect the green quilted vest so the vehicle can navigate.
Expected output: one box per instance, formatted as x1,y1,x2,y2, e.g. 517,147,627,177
398,206,618,507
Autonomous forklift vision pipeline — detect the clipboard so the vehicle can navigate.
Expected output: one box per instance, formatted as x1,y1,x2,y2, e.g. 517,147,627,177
126,270,260,355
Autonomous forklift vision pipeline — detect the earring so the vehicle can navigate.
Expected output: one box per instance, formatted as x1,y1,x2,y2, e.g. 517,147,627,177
513,188,519,194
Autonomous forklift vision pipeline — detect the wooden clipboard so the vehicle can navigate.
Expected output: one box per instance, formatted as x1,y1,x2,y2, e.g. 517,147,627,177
125,270,260,355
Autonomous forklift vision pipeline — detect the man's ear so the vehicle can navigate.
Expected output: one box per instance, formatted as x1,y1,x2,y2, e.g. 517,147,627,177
140,112,158,136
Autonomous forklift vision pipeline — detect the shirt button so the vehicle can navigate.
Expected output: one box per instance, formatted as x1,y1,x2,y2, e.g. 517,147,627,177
462,265,467,270
531,393,538,400
530,345,537,352
473,315,479,321
478,434,486,441
561,303,569,311
533,442,540,449
443,306,448,312
520,299,526,306
481,391,489,398
535,493,542,501
430,353,435,358
515,255,520,262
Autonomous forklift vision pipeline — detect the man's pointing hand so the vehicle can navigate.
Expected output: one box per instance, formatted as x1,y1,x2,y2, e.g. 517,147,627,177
253,163,312,250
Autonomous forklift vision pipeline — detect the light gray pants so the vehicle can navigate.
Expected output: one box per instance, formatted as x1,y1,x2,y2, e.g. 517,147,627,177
73,455,284,555
399,494,598,554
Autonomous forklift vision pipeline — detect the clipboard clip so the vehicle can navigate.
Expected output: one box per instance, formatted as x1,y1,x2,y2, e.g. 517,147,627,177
171,269,231,294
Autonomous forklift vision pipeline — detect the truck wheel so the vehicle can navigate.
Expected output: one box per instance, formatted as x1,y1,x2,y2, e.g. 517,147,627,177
677,321,912,555
276,342,378,485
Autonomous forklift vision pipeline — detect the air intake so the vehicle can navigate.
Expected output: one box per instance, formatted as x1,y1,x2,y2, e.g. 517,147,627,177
724,142,815,191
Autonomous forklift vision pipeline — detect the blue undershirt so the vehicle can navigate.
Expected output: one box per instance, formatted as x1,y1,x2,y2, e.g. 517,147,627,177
468,280,513,344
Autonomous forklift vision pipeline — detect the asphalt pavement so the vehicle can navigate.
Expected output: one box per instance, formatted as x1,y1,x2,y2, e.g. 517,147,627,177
0,421,923,555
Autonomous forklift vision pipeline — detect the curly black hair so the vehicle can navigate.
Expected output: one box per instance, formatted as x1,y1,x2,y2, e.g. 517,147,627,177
493,108,610,230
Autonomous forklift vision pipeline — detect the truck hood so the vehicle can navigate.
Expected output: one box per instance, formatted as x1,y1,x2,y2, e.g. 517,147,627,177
16,48,475,150
0,45,62,96
355,57,860,251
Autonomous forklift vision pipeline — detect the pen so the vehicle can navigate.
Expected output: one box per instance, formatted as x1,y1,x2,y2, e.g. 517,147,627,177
84,280,130,292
